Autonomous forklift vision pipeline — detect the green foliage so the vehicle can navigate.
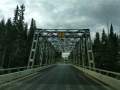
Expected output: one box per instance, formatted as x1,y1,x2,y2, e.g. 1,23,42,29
56,58,62,62
68,59,72,63
93,32,100,53
68,51,73,63
55,51,62,58
0,4,36,68
28,18,36,46
93,25,120,72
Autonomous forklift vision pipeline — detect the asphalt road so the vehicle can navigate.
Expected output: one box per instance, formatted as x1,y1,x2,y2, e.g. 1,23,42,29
0,64,115,90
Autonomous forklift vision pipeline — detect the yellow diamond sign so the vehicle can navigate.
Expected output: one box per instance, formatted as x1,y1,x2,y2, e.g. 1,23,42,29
58,32,65,37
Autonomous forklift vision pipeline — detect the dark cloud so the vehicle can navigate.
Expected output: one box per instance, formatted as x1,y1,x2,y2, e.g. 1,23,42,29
75,0,120,31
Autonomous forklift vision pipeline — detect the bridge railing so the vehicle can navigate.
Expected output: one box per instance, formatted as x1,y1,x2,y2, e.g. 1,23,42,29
0,64,46,75
78,65,120,80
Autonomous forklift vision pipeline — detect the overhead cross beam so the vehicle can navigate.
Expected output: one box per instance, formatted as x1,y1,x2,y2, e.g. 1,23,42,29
38,29,88,52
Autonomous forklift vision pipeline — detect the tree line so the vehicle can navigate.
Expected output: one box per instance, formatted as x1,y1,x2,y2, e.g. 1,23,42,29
0,4,36,68
68,24,120,72
93,24,120,72
0,4,62,69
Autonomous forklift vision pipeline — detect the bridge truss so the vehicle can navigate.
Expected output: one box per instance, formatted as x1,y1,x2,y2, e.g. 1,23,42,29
27,29,95,68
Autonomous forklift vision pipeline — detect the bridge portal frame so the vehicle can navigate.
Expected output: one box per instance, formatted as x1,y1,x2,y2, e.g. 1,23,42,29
27,28,95,69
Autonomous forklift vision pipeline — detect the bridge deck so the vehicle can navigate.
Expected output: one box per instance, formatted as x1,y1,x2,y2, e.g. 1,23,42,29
0,64,114,90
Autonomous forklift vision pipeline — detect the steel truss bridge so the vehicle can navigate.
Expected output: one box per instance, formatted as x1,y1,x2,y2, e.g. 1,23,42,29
28,28,95,68
0,28,119,90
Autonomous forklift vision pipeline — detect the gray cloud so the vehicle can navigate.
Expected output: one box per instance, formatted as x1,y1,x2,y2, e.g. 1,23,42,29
0,0,120,39
0,10,4,19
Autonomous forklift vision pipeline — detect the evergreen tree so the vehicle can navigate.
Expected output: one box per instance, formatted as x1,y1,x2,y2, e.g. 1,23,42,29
102,29,107,44
3,18,14,68
93,32,101,68
9,4,26,68
0,4,36,68
55,51,62,62
28,18,36,42
0,19,6,67
100,29,108,69
24,23,29,65
13,5,19,26
24,23,28,40
68,51,73,63
109,24,114,40
93,32,100,53
106,24,116,71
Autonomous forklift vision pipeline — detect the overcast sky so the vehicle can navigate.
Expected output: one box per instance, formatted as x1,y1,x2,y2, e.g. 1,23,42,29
1,0,120,57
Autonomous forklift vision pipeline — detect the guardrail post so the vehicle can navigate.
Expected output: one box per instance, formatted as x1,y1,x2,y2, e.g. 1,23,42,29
8,70,11,74
17,68,20,72
116,75,118,79
24,67,27,70
106,72,108,76
99,70,101,74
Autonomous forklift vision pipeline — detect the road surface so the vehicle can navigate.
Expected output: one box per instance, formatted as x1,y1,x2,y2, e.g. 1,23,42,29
0,64,115,90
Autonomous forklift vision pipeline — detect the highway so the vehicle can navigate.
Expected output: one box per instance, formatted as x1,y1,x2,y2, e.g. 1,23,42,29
0,64,115,90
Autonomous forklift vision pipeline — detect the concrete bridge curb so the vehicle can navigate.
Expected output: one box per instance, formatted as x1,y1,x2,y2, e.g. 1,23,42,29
0,64,56,83
72,64,120,90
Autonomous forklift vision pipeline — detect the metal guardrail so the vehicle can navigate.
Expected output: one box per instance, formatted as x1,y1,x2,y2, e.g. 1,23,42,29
0,64,47,75
76,65,120,80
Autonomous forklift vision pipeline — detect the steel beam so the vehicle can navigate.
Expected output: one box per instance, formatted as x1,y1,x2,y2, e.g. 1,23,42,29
27,29,39,69
27,28,95,69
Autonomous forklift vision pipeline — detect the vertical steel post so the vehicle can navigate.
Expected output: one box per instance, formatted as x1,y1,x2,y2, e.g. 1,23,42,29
81,38,85,67
73,49,75,64
27,29,39,69
50,47,52,64
54,49,55,63
48,44,50,65
75,48,77,65
76,46,78,65
39,39,45,67
78,42,81,66
85,29,95,68
45,42,48,66
51,46,54,64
